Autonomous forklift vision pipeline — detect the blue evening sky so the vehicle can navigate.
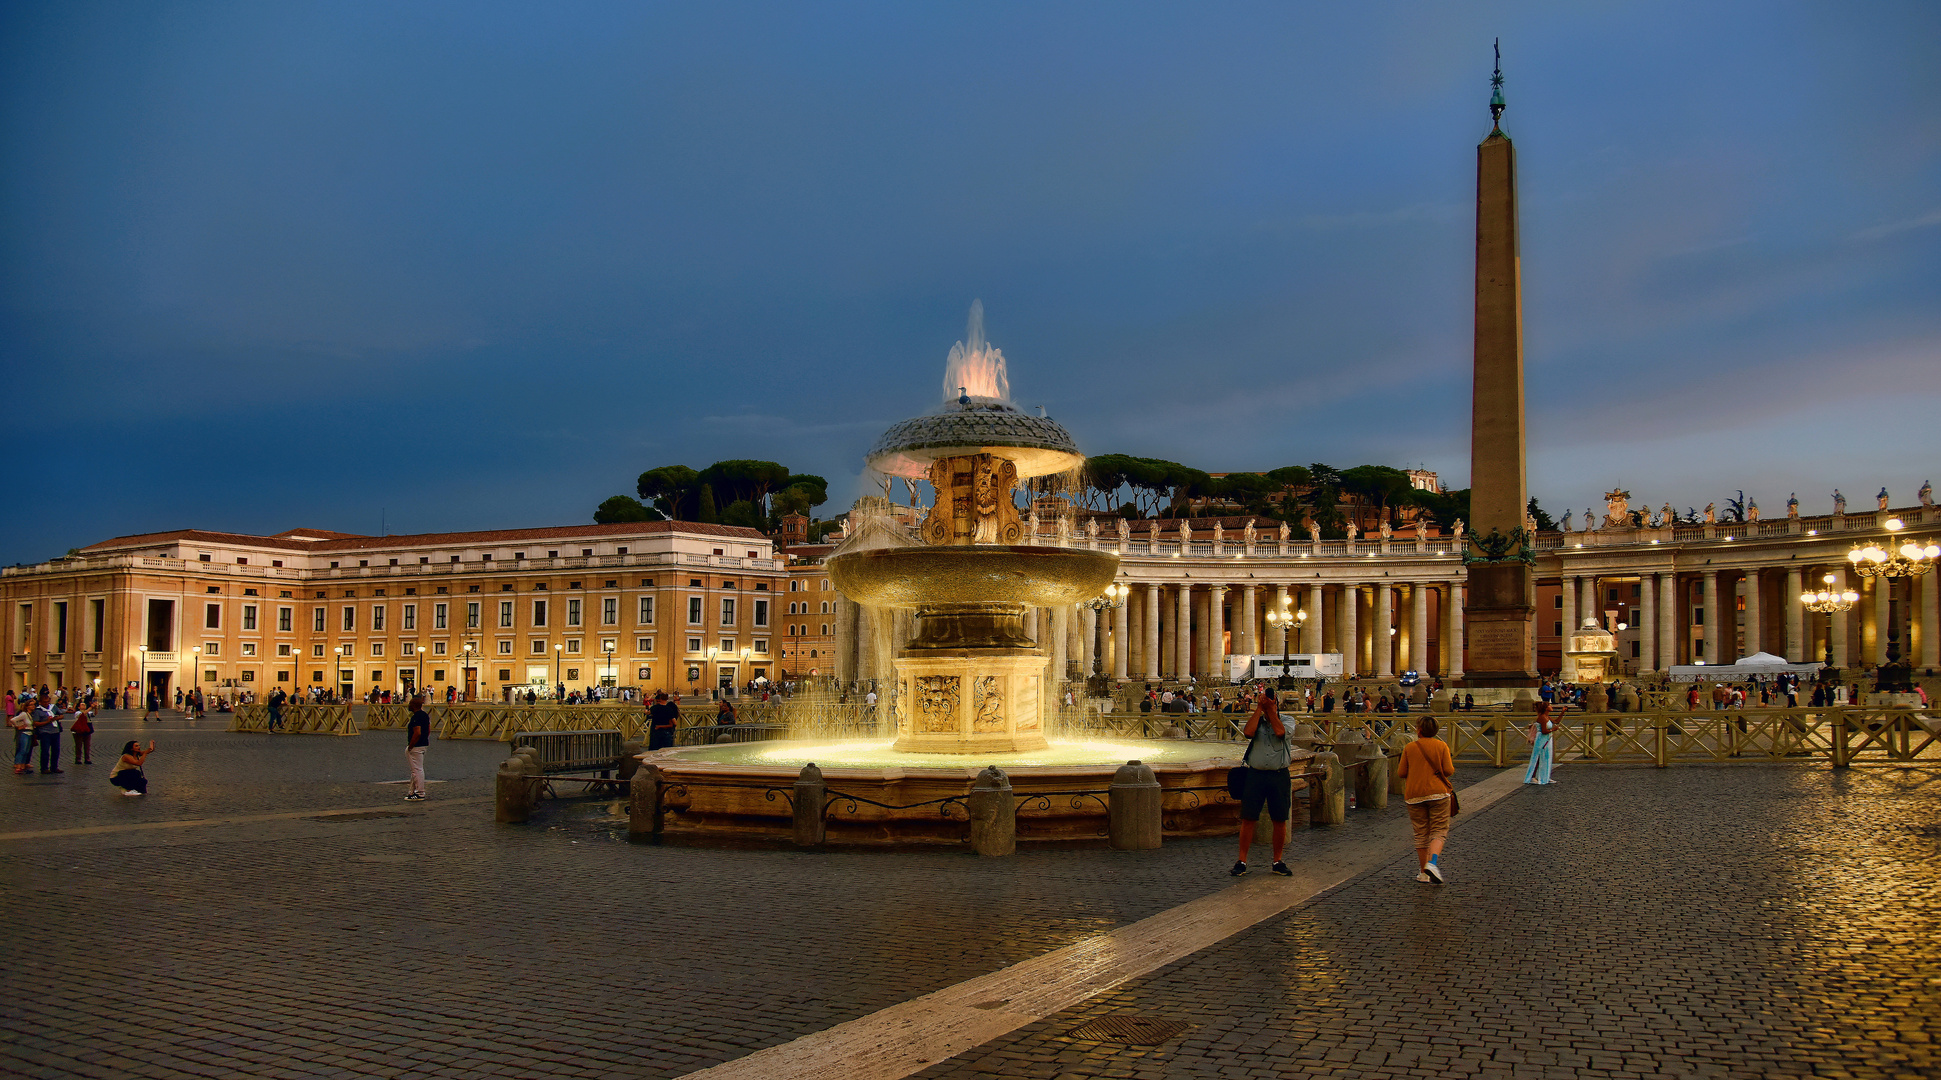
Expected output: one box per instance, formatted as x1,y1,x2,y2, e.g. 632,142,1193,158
3,1,1937,562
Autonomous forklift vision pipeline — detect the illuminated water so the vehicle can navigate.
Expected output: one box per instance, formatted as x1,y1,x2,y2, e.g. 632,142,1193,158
672,738,1237,770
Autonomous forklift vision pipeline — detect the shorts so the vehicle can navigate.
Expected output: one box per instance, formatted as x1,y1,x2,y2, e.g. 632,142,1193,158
1238,767,1291,823
1408,797,1451,847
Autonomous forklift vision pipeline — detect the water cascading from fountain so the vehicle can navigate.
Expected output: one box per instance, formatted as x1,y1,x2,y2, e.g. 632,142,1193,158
942,299,1010,403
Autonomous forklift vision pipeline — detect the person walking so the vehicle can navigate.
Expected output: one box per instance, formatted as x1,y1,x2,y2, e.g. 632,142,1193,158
267,687,286,732
110,740,156,795
1397,715,1456,884
71,703,94,765
1230,693,1294,878
1524,701,1562,785
404,694,430,802
10,695,33,776
32,697,65,775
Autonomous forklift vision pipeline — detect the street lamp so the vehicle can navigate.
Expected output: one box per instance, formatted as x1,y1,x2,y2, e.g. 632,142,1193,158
706,645,720,698
1080,582,1129,696
461,642,474,702
336,645,350,700
554,643,563,699
1263,600,1307,690
190,645,201,709
604,639,615,691
1848,518,1940,580
138,645,148,708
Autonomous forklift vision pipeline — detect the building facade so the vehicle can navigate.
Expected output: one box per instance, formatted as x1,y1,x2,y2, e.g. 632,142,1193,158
2,521,783,701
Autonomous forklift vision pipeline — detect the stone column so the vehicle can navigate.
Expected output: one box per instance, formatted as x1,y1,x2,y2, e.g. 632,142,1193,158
1741,570,1761,660
835,596,859,684
1445,585,1465,679
1922,571,1941,669
1112,595,1130,680
1560,576,1579,679
1702,572,1721,665
1830,568,1851,668
1049,604,1069,692
1175,584,1192,680
1305,584,1324,654
1411,585,1431,674
1144,584,1161,680
1080,605,1099,684
1208,585,1227,681
1375,583,1394,677
1659,574,1679,668
1785,569,1804,662
1874,577,1893,667
1340,584,1359,677
1639,573,1658,673
1273,585,1291,653
1239,585,1257,659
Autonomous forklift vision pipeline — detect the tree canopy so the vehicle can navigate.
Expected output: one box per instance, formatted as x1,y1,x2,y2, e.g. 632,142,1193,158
606,460,825,529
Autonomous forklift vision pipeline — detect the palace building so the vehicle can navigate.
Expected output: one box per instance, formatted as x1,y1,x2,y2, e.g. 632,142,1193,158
2,521,784,701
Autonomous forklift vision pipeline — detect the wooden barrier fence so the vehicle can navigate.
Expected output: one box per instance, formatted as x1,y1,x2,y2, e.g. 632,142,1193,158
230,704,358,736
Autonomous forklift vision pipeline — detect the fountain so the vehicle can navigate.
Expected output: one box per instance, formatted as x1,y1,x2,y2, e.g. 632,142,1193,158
637,304,1247,845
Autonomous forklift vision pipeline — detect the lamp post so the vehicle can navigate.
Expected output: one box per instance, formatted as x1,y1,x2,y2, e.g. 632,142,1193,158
706,645,720,700
336,645,350,700
1263,600,1306,690
138,645,148,707
461,642,474,702
189,645,201,710
1080,582,1128,696
605,639,615,691
554,643,563,700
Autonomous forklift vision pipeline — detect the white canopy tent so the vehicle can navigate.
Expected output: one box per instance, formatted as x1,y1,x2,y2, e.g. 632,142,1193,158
1667,652,1823,682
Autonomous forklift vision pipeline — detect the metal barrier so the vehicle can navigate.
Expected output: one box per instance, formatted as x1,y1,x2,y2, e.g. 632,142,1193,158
512,730,625,773
432,704,644,742
230,704,358,736
675,723,785,746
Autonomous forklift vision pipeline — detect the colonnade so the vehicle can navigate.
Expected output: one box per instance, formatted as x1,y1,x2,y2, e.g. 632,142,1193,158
1555,565,1941,674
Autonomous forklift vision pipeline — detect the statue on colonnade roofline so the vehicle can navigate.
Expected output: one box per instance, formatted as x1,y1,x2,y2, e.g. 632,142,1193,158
1702,503,1716,524
1178,518,1192,544
1602,488,1632,528
1560,510,1573,532
1280,519,1293,547
1585,508,1595,531
1212,521,1225,547
1344,520,1357,542
1084,516,1098,541
1451,517,1465,539
1660,503,1673,527
1117,516,1131,543
1243,518,1257,551
1833,490,1846,514
1878,487,1890,510
1747,499,1759,522
1787,493,1799,519
1379,516,1392,540
1305,517,1319,544
1921,480,1934,508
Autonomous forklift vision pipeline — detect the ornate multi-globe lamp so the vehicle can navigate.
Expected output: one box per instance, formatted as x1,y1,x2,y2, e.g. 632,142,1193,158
1080,582,1129,695
1847,517,1940,579
1261,600,1307,690
1799,573,1860,614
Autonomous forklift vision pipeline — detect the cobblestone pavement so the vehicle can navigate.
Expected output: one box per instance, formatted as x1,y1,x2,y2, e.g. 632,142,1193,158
2,721,1935,1079
914,764,1941,1080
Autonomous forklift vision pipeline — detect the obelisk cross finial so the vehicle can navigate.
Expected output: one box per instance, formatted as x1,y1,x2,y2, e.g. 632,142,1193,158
1489,38,1506,131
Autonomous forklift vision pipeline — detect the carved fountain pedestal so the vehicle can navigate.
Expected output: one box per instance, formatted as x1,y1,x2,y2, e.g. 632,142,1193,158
894,649,1048,754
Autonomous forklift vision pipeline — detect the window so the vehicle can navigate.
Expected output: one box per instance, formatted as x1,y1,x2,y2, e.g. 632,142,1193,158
277,671,289,682
203,642,221,657
388,559,398,567
434,603,447,629
403,604,416,630
569,581,581,590
821,580,830,591
820,623,828,635
370,643,384,656
403,642,416,655
467,602,481,629
821,601,829,614
719,638,735,654
720,598,736,626
1554,595,1563,609
1554,622,1563,636
636,637,654,652
602,598,617,625
205,603,222,629
637,666,652,680
499,601,514,628
688,597,702,625
753,599,768,627
240,670,255,682
1693,608,1705,626
530,640,547,655
532,600,548,627
314,607,326,633
371,606,386,632
498,640,513,655
753,639,768,654
498,669,511,681
566,599,582,627
242,605,258,631
278,607,292,632
433,642,447,655
514,552,525,560
277,644,291,657
243,588,257,596
687,637,702,653
638,597,655,624
433,669,446,680
342,607,355,632
312,644,325,657
199,553,212,562
605,580,617,588
723,580,736,590
566,640,581,654
747,551,758,560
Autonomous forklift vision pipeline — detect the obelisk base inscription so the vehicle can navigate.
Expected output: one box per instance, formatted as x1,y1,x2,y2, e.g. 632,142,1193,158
1462,563,1536,687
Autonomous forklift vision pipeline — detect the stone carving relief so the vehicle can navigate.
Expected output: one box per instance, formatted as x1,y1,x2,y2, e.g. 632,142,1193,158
1602,488,1631,528
915,675,960,734
972,676,1004,733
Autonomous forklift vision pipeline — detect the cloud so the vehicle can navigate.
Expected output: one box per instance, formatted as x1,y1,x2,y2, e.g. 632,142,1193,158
1852,209,1941,242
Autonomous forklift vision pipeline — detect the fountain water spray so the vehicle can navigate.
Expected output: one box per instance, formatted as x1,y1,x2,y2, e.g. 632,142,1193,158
942,299,1010,403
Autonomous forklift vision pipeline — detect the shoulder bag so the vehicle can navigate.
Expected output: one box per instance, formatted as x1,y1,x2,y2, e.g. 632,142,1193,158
1226,722,1265,798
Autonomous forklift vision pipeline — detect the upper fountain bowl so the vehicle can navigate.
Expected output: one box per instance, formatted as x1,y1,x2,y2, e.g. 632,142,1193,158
827,544,1119,609
865,398,1082,480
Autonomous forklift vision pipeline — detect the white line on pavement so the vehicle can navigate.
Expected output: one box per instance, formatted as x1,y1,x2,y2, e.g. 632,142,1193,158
681,766,1530,1080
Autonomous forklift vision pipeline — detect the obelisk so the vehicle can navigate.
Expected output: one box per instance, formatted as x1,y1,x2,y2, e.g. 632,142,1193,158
1462,43,1537,687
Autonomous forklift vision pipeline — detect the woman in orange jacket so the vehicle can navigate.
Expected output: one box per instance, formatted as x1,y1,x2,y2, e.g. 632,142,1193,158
1396,715,1456,884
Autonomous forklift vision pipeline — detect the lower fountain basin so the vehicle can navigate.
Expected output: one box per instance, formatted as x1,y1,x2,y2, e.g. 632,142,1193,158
637,738,1312,847
826,544,1120,609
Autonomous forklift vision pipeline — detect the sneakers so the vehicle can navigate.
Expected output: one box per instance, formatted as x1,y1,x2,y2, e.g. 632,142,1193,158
404,792,426,802
122,789,141,796
1270,861,1292,877
1416,871,1432,883
1424,862,1445,885
1229,860,1248,877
